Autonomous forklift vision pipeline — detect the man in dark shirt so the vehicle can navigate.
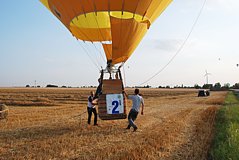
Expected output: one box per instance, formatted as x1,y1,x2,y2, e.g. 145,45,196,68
94,78,102,99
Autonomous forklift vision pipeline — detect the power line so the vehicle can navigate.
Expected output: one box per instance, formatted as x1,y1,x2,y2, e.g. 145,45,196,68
139,0,207,86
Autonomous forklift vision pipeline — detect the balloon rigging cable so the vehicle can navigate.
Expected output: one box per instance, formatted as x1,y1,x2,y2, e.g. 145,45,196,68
80,12,106,67
123,63,127,87
78,0,153,73
138,0,208,86
55,0,105,69
77,40,101,70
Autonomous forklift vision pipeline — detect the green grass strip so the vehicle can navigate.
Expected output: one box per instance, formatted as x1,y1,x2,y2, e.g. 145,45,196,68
210,91,239,160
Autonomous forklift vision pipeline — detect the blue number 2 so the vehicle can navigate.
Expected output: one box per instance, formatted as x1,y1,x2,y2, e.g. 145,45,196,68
112,100,119,114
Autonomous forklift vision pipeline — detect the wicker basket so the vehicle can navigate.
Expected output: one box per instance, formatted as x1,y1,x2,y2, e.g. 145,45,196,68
98,79,127,120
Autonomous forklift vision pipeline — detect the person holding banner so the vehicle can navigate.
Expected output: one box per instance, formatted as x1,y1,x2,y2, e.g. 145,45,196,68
123,89,144,132
87,91,98,126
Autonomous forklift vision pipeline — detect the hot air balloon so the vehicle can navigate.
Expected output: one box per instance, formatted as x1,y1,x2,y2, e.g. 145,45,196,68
40,0,172,120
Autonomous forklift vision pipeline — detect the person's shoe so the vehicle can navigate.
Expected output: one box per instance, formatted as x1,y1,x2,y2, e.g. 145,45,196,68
126,125,131,129
133,127,138,132
94,124,98,126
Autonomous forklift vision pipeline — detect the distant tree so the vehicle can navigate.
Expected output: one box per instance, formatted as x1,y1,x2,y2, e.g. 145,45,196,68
194,84,201,89
222,83,230,90
143,85,151,88
46,84,58,88
214,82,222,89
166,85,170,89
202,84,212,89
233,83,239,89
26,85,30,88
173,85,178,88
37,85,41,88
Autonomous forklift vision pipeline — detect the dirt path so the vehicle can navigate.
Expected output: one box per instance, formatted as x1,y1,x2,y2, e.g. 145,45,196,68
0,89,226,159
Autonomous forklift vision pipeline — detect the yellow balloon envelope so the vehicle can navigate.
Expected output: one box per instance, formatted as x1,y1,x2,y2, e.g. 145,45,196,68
40,0,172,65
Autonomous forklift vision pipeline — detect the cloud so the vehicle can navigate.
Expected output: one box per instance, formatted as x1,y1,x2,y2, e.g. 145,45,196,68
153,39,182,52
45,57,56,63
206,0,239,12
175,0,239,14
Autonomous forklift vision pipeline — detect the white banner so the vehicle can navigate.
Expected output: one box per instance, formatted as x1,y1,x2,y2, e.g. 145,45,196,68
106,94,124,114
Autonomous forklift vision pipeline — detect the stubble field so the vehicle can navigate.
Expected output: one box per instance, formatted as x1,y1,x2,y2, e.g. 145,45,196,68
0,88,227,160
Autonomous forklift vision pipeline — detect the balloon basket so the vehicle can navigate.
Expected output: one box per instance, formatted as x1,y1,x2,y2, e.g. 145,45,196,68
97,70,127,120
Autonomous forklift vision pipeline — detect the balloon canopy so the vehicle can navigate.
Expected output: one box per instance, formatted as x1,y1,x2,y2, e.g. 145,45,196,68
40,0,172,65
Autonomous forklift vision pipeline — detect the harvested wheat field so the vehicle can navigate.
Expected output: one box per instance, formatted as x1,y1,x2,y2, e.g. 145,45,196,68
0,88,227,160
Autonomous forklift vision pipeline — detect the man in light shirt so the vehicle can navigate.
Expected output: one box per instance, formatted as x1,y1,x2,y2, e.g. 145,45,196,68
87,91,98,126
123,89,144,132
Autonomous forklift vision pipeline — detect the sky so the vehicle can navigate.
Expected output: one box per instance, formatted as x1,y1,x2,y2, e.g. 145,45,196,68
0,0,238,87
